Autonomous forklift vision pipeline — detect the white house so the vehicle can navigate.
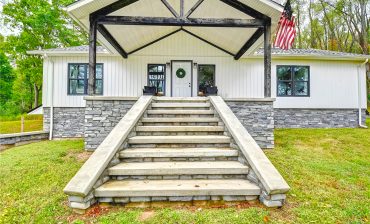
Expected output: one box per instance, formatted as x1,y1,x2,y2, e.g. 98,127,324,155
27,0,368,211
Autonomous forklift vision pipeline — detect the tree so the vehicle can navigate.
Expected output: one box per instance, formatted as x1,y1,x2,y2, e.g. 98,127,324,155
1,0,87,112
0,50,14,111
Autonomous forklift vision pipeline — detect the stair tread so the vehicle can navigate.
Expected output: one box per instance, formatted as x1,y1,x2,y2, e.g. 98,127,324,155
95,179,261,197
120,148,238,157
147,110,214,115
108,161,248,175
154,97,209,102
141,117,219,122
128,135,230,144
151,103,210,108
136,126,224,132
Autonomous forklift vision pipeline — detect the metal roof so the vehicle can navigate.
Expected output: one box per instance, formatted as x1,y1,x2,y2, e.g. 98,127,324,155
28,45,370,61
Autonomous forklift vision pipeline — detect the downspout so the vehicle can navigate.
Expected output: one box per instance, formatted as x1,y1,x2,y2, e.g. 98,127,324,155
44,54,55,139
357,58,368,128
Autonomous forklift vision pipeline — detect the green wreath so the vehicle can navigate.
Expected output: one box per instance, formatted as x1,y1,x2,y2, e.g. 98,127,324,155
176,68,186,78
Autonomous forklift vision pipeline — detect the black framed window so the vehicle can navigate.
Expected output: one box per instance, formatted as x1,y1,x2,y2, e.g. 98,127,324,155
198,64,216,95
277,65,310,97
148,64,166,94
68,63,103,95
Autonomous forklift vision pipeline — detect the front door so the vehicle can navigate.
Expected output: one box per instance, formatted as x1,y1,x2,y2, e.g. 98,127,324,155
172,61,192,97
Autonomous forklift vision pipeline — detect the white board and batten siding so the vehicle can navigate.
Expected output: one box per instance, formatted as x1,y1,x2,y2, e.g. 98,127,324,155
42,32,367,109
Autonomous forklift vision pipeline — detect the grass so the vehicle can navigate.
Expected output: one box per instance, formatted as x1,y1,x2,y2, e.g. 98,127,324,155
0,122,369,223
0,115,43,134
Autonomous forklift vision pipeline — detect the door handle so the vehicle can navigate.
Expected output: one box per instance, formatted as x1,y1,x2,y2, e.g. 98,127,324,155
189,83,191,87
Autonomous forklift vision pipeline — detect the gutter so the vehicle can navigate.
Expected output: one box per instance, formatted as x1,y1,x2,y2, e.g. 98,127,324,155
357,59,368,128
43,54,55,139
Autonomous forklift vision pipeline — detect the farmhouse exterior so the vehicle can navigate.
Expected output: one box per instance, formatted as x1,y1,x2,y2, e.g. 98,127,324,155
28,0,368,211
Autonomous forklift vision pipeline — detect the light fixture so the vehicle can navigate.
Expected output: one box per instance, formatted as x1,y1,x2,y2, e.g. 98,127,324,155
166,62,171,68
193,63,198,69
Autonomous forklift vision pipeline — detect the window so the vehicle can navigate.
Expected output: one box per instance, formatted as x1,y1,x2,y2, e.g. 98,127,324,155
147,64,166,94
198,65,215,95
68,64,103,95
277,65,309,97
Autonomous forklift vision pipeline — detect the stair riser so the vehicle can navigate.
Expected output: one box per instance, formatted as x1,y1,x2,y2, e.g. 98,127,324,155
151,107,210,110
129,143,231,148
140,122,221,126
121,157,239,162
136,132,224,136
96,195,259,204
146,114,215,118
110,174,248,181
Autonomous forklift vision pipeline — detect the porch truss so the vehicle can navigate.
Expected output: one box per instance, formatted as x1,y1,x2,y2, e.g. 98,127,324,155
88,0,273,98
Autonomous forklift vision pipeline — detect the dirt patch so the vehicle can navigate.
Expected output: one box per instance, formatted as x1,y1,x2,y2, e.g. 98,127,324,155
138,210,155,221
65,150,92,162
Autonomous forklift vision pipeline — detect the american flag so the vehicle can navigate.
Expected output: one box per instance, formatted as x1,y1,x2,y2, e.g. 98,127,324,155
274,0,296,50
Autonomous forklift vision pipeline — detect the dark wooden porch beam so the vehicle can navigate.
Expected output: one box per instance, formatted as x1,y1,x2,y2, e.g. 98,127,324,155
219,0,270,21
97,25,128,58
128,29,182,54
264,20,272,97
185,0,204,18
97,16,265,28
161,0,179,17
181,28,234,56
234,27,264,60
91,0,138,18
88,17,97,95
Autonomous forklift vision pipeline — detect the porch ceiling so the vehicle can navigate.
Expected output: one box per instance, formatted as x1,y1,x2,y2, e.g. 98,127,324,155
66,0,283,58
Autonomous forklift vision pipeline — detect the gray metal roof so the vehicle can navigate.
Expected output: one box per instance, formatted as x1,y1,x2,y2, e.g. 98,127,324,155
255,48,369,58
28,45,369,60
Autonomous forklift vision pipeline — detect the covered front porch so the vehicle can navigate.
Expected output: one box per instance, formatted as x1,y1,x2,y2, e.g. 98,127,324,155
66,0,283,98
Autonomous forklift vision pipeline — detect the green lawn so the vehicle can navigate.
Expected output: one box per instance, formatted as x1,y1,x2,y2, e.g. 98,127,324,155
0,115,43,134
0,123,369,223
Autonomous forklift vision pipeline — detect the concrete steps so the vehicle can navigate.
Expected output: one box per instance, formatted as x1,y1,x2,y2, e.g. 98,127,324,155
119,148,238,158
108,161,248,176
95,179,261,198
92,97,261,205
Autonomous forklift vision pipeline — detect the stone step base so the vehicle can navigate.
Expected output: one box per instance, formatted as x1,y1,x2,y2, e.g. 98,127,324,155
119,148,237,158
108,161,248,176
128,135,230,144
95,179,260,198
121,157,238,163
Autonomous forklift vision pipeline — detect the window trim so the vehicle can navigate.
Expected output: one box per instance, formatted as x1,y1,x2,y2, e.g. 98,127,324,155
197,64,216,95
276,65,310,97
67,63,104,96
147,64,166,95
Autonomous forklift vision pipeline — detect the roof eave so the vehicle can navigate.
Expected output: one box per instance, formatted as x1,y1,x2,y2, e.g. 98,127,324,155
246,54,370,61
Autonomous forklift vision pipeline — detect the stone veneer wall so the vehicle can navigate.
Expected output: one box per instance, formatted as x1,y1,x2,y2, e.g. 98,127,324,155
84,99,137,150
43,107,85,138
225,100,274,149
275,109,367,128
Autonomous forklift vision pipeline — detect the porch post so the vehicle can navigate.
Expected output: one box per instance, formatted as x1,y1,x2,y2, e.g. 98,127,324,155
88,16,97,95
264,20,272,98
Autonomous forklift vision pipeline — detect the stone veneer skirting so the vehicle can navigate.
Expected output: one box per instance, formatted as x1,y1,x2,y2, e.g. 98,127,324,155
225,100,274,149
274,108,366,128
84,99,136,150
44,107,85,138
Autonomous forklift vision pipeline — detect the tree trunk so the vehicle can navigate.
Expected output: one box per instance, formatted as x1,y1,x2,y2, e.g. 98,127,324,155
34,83,40,108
